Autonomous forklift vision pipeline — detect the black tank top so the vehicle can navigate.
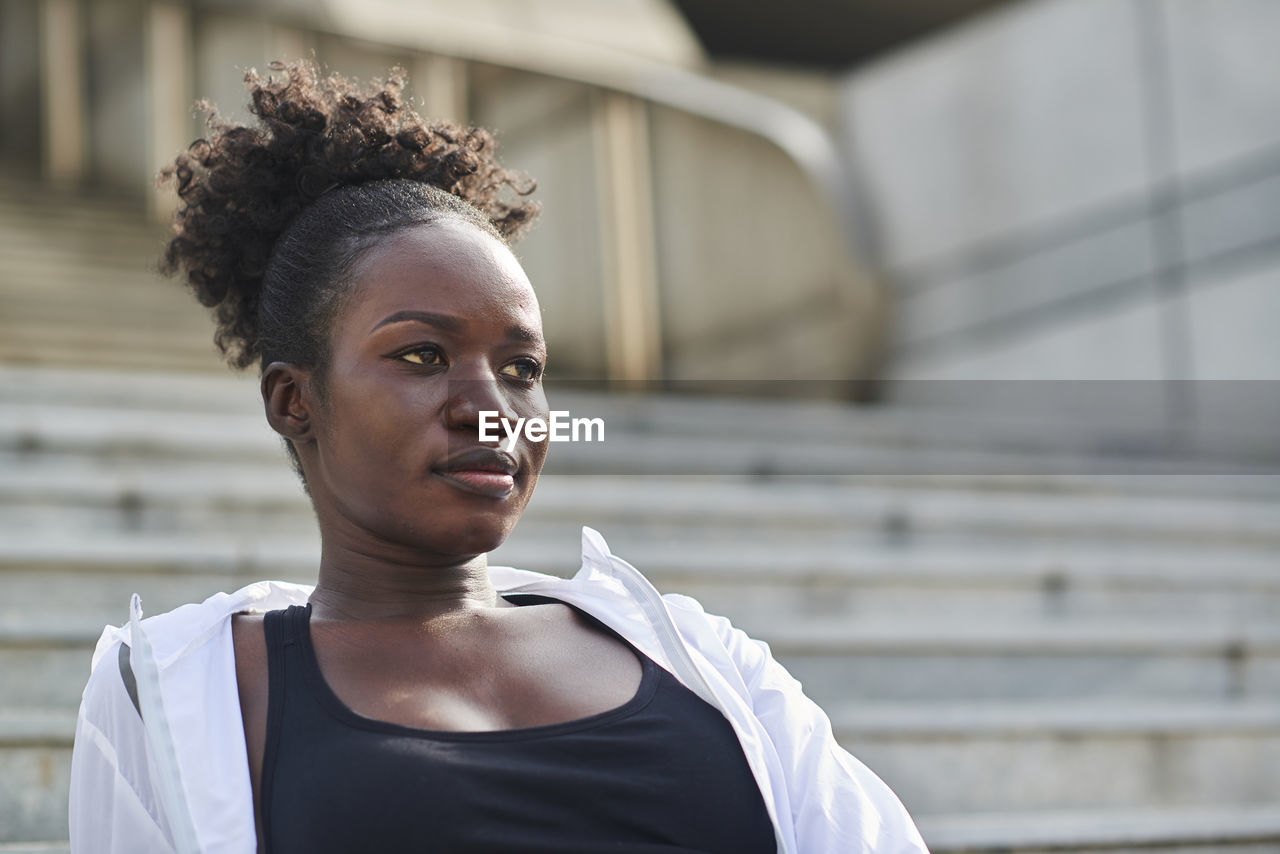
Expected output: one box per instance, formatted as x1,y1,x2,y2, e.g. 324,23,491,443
260,596,777,853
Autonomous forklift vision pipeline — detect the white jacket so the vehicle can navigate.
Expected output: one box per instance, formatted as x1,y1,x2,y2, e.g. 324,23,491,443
70,527,929,854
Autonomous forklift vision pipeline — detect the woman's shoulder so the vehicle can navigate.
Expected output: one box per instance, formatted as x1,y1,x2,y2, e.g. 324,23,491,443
87,579,313,676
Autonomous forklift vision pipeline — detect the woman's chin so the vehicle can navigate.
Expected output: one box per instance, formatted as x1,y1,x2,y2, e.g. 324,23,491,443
418,515,521,560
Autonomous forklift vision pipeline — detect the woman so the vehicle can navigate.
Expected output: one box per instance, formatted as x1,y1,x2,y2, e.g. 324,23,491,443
67,61,928,853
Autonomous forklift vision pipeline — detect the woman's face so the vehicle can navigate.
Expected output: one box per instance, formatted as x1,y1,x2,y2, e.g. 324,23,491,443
300,219,549,561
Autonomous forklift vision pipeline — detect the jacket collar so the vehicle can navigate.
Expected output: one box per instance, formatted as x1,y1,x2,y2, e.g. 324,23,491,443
103,527,620,671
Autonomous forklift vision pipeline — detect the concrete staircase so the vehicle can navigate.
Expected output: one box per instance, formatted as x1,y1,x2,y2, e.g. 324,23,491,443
2,181,1279,852
0,176,224,374
1,365,1279,853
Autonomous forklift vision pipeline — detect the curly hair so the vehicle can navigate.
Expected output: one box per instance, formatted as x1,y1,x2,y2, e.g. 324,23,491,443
159,60,539,373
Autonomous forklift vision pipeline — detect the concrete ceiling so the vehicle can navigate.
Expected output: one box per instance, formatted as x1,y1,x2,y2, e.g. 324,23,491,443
668,0,1018,69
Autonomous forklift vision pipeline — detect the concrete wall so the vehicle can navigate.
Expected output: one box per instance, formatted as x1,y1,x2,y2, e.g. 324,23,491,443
840,0,1280,385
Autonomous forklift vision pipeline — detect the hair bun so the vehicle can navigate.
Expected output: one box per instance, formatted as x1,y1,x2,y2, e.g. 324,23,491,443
158,59,538,370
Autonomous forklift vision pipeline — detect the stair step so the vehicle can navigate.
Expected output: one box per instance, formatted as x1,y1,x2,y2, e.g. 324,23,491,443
0,232,166,261
0,710,71,843
0,293,207,325
761,619,1280,704
0,711,75,747
0,365,259,410
0,327,220,373
833,701,1280,813
0,569,314,629
0,178,151,219
918,805,1280,854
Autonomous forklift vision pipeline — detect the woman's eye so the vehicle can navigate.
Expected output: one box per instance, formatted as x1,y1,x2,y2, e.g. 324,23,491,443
500,359,541,381
399,347,445,367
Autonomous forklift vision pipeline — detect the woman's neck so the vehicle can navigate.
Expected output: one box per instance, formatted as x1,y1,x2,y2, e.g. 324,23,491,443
309,537,504,622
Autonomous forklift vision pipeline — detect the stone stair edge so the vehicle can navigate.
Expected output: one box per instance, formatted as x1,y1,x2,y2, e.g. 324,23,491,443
0,221,162,253
0,193,155,221
0,352,226,376
0,329,218,358
0,221,166,243
0,247,168,276
828,699,1280,736
758,617,1280,652
916,804,1280,851
0,709,77,745
1,295,207,321
0,365,258,404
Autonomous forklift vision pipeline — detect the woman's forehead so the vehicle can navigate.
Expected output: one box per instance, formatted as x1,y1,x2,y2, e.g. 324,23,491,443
345,221,542,333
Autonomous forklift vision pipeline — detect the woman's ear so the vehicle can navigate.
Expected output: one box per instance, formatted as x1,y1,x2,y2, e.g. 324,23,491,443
261,362,315,442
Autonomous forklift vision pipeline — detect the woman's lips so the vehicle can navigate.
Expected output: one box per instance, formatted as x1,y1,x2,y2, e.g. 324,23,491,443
435,469,516,497
436,447,520,497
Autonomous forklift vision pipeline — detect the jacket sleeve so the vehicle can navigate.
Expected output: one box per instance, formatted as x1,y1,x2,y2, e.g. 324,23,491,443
670,595,930,854
69,640,177,854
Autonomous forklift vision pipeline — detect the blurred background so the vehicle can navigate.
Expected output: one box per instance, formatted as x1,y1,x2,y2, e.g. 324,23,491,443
1,0,1279,851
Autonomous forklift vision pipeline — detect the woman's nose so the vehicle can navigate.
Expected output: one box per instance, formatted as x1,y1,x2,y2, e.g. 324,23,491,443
443,374,515,431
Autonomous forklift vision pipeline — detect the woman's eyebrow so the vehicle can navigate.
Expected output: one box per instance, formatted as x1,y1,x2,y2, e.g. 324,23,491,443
506,324,543,344
372,311,541,346
371,310,463,333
